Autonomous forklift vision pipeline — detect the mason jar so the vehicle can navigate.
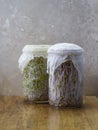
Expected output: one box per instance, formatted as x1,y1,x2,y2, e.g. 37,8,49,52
47,43,84,108
18,45,51,103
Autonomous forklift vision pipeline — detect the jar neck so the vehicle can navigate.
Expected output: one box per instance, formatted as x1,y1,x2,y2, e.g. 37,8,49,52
24,51,47,58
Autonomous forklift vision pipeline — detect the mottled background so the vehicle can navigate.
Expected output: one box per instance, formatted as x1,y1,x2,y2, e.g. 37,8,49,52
0,0,98,96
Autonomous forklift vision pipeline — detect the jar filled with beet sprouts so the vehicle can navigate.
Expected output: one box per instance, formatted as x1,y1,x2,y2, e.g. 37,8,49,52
18,45,51,103
47,43,84,108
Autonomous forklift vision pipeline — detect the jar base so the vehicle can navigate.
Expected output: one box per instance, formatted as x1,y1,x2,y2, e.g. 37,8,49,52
24,98,49,104
49,100,83,109
50,104,83,109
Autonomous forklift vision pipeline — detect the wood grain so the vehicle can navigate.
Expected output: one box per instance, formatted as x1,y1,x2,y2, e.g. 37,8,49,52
0,96,98,130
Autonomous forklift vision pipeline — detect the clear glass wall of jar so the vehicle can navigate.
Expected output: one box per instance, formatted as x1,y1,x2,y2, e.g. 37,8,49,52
18,45,51,103
47,43,84,108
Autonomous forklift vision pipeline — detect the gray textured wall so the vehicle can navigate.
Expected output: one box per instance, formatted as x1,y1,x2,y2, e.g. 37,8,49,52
0,0,98,96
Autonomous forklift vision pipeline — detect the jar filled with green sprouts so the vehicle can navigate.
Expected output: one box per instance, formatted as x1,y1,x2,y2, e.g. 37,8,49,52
18,45,51,103
47,43,84,108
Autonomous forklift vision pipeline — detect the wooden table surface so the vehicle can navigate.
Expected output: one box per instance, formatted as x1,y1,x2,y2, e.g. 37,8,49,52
0,96,98,130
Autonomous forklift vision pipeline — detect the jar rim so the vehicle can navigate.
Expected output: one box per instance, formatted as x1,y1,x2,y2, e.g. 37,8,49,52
48,43,83,55
22,45,51,53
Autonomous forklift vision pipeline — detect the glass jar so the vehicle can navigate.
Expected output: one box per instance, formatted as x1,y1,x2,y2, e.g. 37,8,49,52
47,43,84,108
18,45,51,103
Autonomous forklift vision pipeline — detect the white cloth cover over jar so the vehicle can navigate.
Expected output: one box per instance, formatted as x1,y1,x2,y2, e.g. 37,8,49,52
18,45,51,101
47,43,84,106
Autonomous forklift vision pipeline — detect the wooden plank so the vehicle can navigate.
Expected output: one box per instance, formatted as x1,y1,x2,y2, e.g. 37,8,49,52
0,96,98,130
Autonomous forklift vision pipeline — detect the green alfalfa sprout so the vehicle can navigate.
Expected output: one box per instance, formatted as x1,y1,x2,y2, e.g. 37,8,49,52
23,57,49,94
